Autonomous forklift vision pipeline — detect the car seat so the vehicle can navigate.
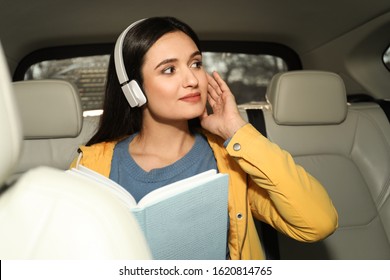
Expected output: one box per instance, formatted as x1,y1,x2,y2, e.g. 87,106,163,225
0,42,152,259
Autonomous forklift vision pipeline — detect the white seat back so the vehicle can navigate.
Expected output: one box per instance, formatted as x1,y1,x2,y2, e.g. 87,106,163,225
0,166,152,259
0,43,152,259
261,70,390,259
9,80,98,183
0,44,22,185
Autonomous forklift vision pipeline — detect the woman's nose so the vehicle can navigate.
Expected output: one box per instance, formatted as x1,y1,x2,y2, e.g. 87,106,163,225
182,68,199,87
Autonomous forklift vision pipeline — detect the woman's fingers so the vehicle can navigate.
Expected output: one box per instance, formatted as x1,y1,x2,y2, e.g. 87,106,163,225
211,71,229,93
207,85,216,107
207,73,222,95
207,82,219,101
207,73,222,108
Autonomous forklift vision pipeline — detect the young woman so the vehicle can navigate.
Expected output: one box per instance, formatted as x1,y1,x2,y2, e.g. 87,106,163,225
71,16,338,260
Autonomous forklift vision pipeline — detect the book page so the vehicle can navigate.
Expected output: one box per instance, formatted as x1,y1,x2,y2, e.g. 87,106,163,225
67,167,221,211
67,165,137,208
137,169,218,208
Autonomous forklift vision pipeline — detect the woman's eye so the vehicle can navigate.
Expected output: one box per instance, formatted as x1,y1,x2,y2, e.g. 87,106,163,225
191,61,203,68
162,66,175,74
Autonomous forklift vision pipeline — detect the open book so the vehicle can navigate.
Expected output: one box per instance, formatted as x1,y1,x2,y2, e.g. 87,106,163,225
67,165,229,260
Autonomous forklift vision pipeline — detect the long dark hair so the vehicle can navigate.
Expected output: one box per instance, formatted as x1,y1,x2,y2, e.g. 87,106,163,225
87,17,202,146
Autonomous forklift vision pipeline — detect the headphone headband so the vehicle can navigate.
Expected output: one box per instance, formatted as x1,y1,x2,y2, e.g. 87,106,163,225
113,19,147,107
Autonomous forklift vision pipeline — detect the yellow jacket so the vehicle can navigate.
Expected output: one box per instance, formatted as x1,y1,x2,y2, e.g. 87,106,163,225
71,123,338,260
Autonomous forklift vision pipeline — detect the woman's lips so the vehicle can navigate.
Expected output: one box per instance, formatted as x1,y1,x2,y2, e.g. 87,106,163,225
179,93,201,102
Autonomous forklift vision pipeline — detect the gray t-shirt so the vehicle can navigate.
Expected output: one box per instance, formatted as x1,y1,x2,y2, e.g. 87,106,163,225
110,132,218,203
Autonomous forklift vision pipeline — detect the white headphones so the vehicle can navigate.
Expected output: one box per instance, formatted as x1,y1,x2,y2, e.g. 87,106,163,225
114,19,147,107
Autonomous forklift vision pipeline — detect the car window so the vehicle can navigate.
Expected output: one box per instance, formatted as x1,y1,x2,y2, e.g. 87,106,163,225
384,45,390,71
24,55,109,116
203,53,287,105
22,50,289,116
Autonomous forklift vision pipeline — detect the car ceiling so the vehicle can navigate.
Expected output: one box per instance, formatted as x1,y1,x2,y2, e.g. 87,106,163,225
0,0,390,97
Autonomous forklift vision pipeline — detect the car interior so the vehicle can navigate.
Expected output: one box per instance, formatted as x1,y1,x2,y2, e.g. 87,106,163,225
0,0,390,260
0,44,152,259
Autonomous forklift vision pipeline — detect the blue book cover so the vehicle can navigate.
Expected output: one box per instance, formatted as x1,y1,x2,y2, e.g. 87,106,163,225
68,166,229,260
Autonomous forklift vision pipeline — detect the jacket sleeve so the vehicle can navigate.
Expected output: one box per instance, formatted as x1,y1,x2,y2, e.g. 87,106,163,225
226,123,338,242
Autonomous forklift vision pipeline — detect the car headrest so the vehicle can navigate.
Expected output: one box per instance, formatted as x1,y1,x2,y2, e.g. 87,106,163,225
13,79,83,139
266,70,347,125
0,43,22,185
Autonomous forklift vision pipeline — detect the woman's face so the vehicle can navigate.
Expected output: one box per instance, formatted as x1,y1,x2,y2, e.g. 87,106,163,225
141,31,208,123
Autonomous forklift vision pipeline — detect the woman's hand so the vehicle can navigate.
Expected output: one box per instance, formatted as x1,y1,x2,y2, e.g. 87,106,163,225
200,71,247,140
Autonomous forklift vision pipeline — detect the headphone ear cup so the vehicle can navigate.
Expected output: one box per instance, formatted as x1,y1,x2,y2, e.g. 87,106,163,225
121,80,147,107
